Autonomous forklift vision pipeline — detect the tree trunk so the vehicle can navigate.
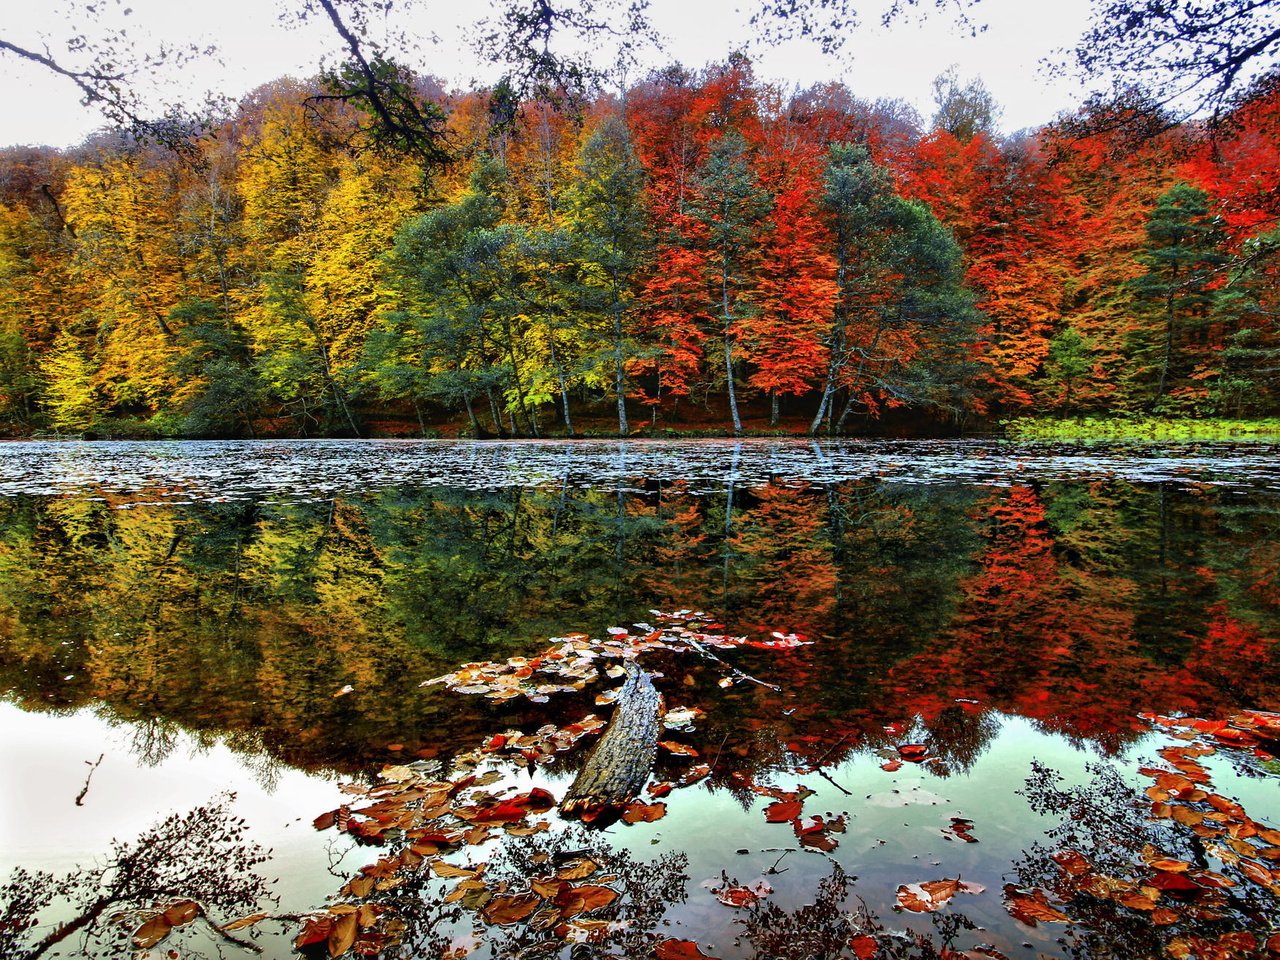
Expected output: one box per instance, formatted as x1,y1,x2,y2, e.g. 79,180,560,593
613,306,628,436
561,662,661,819
770,390,779,426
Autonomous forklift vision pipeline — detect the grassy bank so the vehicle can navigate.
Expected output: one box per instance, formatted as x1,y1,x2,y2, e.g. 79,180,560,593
1003,417,1280,441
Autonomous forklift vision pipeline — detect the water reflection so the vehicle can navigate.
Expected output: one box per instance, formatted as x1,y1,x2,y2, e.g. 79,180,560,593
1,447,1278,958
1,475,1277,775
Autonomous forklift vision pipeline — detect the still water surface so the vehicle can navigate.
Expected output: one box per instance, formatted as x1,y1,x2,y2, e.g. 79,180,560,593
1,439,1277,958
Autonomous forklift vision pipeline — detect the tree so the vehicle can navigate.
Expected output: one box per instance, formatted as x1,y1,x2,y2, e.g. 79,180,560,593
382,157,543,436
930,66,999,141
1129,182,1233,410
690,130,772,435
1064,0,1280,125
39,329,98,433
562,115,651,435
812,144,980,432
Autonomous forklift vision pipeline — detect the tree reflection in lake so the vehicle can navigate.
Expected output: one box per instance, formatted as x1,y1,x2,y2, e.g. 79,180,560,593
1,451,1278,958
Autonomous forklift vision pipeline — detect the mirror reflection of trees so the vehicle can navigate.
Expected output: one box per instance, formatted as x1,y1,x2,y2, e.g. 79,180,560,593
0,478,1276,782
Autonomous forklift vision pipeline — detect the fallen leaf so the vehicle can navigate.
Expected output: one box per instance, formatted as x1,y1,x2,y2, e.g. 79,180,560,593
849,934,878,959
710,877,773,908
132,914,173,949
896,878,985,913
621,801,667,824
554,884,619,918
162,900,199,926
481,893,541,926
655,938,719,959
1003,884,1069,925
659,741,699,757
764,799,804,823
221,911,269,932
328,912,358,957
555,858,599,881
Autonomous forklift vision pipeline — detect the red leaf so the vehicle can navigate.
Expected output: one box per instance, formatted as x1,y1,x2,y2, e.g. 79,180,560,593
764,799,804,822
655,938,719,960
621,801,667,824
849,934,878,959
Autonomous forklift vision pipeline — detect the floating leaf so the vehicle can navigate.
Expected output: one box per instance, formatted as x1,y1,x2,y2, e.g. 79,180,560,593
1003,884,1070,925
764,799,804,823
943,818,978,843
621,801,667,824
708,877,773,908
848,935,878,959
328,912,358,957
553,884,618,918
659,741,699,757
481,892,541,926
556,858,599,881
895,878,985,913
222,911,269,932
655,938,719,960
132,914,172,949
162,900,199,926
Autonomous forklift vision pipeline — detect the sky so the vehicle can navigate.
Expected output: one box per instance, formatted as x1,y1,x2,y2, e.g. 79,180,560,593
0,0,1097,148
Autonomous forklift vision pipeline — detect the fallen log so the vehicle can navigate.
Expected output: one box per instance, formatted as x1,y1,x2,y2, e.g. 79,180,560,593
560,661,661,820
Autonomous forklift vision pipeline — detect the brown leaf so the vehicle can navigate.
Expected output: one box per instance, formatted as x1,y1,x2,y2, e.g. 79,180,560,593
328,912,358,957
531,877,565,899
655,938,719,960
895,878,985,913
621,801,667,824
553,883,618,918
555,858,600,881
430,860,481,878
221,911,269,933
481,892,541,926
132,914,173,949
162,900,199,926
1003,884,1069,925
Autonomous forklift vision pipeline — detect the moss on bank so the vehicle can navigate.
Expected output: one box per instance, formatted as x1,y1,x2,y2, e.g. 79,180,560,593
1003,417,1280,441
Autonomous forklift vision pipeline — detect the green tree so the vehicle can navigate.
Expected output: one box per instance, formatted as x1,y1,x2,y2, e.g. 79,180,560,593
563,116,651,436
1129,183,1231,411
1043,327,1095,415
813,144,980,432
382,157,537,435
690,131,771,436
162,300,262,437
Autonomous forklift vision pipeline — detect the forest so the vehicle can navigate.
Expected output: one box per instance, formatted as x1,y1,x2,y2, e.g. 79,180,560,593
1,58,1278,438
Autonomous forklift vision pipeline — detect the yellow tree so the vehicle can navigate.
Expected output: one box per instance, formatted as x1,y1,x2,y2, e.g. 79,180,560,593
60,150,193,419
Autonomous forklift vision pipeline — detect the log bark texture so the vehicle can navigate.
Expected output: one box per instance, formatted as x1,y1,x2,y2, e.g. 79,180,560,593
560,661,661,817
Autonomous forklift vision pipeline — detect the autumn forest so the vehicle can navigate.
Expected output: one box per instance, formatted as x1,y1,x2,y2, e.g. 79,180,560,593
3,58,1280,439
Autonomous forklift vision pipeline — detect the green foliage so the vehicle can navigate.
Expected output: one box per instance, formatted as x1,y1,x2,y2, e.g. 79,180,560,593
1004,416,1280,440
160,300,262,437
1128,183,1233,412
1043,327,1095,414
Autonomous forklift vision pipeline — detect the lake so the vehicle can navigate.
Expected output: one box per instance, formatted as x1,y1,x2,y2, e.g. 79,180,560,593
1,439,1278,959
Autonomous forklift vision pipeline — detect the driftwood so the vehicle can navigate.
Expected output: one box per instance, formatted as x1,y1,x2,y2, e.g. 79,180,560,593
560,661,661,818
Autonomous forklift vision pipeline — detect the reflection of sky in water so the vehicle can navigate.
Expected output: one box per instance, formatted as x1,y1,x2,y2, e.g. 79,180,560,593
3,438,1280,502
6,699,1276,959
0,703,348,906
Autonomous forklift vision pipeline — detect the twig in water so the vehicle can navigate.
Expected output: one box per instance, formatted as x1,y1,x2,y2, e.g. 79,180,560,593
680,634,780,691
75,753,104,807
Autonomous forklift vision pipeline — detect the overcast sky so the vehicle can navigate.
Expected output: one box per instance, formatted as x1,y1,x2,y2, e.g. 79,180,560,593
0,0,1097,148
